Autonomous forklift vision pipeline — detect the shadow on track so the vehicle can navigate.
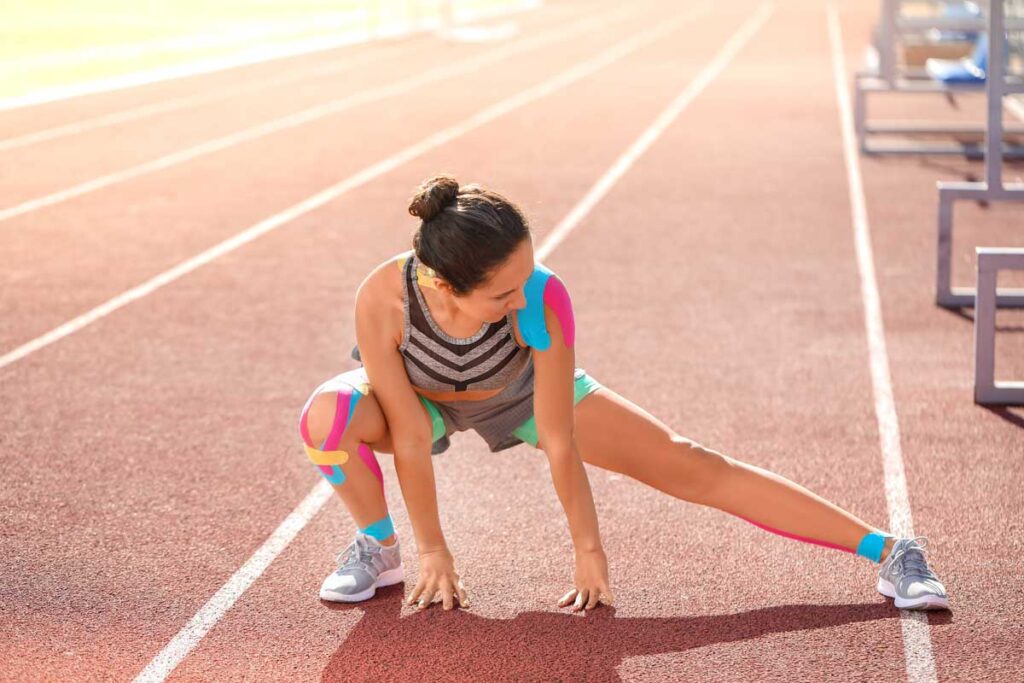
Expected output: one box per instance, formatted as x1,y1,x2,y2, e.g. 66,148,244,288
939,306,1024,333
317,591,931,681
981,406,1024,429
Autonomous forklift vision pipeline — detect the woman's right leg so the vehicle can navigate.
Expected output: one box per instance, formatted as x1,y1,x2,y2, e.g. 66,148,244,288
299,370,396,544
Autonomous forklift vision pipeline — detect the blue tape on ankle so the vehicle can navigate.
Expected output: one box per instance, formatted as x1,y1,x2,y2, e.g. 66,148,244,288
360,514,394,542
856,531,892,563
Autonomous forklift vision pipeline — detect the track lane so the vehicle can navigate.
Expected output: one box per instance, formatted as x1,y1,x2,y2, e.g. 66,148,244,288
0,1,548,138
836,3,1023,681
0,1,653,354
0,2,751,680
2,0,1018,679
169,1,915,680
0,2,590,207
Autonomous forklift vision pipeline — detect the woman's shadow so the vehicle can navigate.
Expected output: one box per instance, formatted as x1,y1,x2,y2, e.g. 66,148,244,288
319,585,949,681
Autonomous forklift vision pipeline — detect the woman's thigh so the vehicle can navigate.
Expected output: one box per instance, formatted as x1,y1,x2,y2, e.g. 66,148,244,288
302,368,436,455
573,386,729,500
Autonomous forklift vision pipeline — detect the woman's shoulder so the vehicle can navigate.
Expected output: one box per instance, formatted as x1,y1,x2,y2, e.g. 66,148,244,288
359,251,412,347
515,261,574,352
362,250,412,294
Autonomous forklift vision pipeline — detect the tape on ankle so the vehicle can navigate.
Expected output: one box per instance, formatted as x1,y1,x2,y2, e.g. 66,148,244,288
856,531,893,563
360,514,394,542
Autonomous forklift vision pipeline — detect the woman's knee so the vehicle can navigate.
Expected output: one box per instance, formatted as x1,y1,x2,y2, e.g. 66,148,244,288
669,436,734,503
297,380,388,485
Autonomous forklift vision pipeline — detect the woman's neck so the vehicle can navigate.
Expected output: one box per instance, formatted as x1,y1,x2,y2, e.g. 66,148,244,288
416,267,486,335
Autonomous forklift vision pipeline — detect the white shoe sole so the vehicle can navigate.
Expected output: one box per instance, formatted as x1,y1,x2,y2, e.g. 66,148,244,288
876,577,950,610
320,564,404,603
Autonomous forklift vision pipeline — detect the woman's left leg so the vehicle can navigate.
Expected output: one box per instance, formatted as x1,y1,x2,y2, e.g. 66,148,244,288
571,385,896,564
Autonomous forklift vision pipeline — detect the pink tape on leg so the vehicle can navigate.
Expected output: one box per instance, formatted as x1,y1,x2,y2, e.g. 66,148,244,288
736,514,855,554
357,443,383,488
542,276,575,348
321,391,352,451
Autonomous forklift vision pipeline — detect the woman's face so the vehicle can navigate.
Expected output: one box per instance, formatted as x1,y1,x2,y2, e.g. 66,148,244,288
444,239,535,323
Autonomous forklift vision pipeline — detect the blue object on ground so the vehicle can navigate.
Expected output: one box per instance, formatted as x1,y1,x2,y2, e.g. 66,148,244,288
926,33,988,83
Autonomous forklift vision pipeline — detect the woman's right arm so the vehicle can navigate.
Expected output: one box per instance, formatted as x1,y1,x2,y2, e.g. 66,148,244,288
356,270,468,610
354,269,448,555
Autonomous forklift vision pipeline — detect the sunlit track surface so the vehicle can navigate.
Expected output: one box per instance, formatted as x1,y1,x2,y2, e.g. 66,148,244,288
0,1,600,215
1,1,1021,681
0,0,642,353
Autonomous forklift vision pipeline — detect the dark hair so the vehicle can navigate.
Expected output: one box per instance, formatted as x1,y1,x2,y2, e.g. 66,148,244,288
409,174,531,296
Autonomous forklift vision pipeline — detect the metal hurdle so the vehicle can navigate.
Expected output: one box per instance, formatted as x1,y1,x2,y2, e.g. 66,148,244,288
974,247,1024,404
936,0,1024,307
856,0,1024,156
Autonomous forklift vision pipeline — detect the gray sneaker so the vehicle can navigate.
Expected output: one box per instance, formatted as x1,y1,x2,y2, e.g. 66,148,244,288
319,532,404,602
876,536,950,611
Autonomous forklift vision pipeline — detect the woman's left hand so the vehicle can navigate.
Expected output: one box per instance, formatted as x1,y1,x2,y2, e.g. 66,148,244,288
557,547,613,611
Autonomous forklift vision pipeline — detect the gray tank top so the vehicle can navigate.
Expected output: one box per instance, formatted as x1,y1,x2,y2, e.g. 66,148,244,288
394,253,531,394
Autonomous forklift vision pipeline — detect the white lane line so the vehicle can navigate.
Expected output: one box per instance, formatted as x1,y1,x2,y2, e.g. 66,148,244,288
131,481,336,683
0,2,702,376
0,42,423,153
0,0,543,113
826,5,938,683
128,7,770,682
0,3,628,226
0,1,564,153
0,28,393,114
4,10,370,71
0,2,688,376
542,2,773,257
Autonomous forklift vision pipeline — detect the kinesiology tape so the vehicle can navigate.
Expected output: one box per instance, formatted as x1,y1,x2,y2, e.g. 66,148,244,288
736,515,894,563
360,514,395,542
299,381,383,488
517,264,575,351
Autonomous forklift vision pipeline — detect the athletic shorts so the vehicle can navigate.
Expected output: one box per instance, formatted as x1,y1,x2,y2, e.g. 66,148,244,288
323,364,603,455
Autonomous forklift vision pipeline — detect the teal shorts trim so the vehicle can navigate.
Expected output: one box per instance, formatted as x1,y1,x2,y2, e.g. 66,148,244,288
510,368,603,448
416,394,448,443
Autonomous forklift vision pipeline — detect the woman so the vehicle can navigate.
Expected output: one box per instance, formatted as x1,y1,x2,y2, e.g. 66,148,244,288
297,175,950,613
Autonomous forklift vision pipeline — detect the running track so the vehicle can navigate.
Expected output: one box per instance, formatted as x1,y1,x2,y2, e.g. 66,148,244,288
1,1,1022,681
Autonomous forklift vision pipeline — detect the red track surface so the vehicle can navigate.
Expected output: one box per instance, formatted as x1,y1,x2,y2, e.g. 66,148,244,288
1,1,1022,681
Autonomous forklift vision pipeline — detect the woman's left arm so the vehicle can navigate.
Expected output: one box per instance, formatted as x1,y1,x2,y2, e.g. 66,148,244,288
532,286,612,610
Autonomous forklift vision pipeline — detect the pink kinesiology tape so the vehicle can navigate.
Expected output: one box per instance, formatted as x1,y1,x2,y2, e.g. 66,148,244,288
321,391,352,451
543,276,575,348
358,443,383,488
736,514,854,554
299,385,355,450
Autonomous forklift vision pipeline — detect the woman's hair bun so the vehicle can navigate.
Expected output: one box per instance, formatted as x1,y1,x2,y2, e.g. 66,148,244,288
408,174,459,222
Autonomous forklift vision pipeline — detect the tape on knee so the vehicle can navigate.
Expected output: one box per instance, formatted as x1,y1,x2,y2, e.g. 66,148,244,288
359,514,395,542
299,383,365,485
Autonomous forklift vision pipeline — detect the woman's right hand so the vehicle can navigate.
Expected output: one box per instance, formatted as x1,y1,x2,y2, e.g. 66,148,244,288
406,547,469,611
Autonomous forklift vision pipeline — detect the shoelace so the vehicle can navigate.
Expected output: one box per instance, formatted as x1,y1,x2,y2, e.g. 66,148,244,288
335,536,380,573
889,536,937,581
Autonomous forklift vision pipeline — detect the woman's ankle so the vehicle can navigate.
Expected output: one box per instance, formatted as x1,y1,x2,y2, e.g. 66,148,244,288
878,536,896,563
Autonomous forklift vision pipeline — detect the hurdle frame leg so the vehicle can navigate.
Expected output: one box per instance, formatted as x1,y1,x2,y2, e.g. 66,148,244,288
935,182,1024,308
974,247,1024,405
